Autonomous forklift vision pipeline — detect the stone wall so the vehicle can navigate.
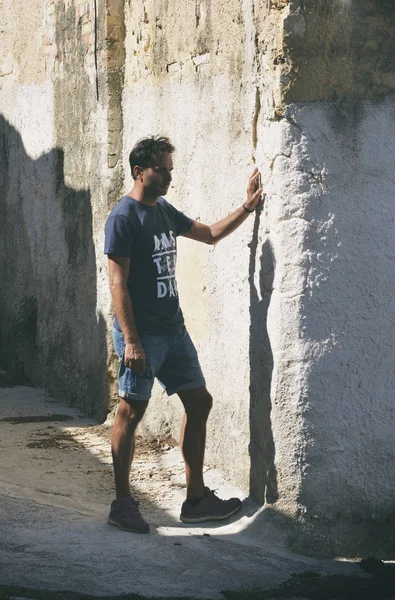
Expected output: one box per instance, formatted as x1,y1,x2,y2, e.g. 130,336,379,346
119,0,286,507
281,0,395,104
2,0,395,557
120,0,395,557
0,0,121,415
273,0,395,557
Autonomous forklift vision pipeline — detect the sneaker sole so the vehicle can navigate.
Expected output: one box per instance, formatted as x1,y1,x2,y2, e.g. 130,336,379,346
179,503,242,523
108,517,150,533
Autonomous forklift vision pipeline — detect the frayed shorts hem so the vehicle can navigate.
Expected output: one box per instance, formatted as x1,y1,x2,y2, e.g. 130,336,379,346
118,390,151,402
165,378,206,397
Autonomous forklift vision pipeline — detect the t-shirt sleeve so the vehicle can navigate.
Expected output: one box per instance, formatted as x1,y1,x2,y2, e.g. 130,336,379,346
104,214,134,256
165,201,194,236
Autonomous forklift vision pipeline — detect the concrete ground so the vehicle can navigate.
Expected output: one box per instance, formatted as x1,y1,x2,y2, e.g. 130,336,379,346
0,385,367,599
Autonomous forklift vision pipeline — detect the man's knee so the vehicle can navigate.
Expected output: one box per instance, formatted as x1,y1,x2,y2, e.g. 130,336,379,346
117,398,148,429
181,387,213,419
200,390,213,416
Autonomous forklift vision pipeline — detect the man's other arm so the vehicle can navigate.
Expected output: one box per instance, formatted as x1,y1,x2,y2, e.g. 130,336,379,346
182,168,263,246
108,255,146,375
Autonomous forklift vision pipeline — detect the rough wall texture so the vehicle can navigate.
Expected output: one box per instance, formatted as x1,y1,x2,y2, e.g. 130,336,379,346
120,0,284,508
0,0,121,415
270,0,395,557
260,99,395,557
2,0,395,558
120,0,395,557
281,0,395,103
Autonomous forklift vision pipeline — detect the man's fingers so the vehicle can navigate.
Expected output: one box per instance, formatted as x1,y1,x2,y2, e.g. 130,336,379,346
247,188,264,209
249,170,259,184
131,359,145,375
125,354,146,375
248,170,261,192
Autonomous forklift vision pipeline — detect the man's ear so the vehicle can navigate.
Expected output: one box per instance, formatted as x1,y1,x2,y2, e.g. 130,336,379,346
133,165,143,180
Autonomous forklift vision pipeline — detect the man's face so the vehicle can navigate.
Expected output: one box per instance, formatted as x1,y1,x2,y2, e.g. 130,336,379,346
143,153,173,196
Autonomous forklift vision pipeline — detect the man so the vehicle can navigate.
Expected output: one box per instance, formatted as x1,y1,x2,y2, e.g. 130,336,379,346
104,136,263,533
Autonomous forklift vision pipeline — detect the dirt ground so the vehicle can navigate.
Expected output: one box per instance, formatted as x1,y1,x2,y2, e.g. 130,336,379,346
0,384,391,600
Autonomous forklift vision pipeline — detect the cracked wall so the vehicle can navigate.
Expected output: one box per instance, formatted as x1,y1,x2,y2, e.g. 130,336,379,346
2,0,395,558
280,0,395,104
268,0,395,557
0,0,124,415
121,0,395,557
120,0,286,511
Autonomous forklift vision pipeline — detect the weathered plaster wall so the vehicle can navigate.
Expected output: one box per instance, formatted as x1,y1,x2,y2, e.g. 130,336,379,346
121,0,395,557
264,0,395,557
258,99,395,557
280,0,395,104
121,0,284,504
0,0,121,415
2,0,395,558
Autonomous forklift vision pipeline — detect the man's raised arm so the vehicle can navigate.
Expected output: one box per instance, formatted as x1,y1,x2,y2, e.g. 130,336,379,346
182,168,263,246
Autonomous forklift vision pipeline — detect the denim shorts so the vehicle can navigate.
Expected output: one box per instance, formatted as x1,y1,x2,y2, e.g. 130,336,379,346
112,326,206,402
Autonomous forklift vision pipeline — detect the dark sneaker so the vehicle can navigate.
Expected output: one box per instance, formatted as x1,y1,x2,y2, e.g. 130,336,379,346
108,496,150,533
180,487,242,523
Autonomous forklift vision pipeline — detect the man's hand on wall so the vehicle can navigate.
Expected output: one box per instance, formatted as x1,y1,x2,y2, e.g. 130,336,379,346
244,168,264,213
182,166,265,245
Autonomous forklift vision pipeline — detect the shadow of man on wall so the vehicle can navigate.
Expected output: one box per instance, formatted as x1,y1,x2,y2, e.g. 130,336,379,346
0,115,108,418
248,202,278,504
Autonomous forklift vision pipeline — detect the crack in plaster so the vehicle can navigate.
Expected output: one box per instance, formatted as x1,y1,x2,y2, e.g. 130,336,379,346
252,87,261,156
167,53,210,74
277,214,310,223
276,289,309,300
282,114,302,131
268,110,302,132
166,61,181,74
268,0,288,10
308,170,323,184
269,152,291,170
192,53,210,69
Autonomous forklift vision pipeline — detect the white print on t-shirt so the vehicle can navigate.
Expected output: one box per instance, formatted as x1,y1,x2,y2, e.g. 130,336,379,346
152,231,178,298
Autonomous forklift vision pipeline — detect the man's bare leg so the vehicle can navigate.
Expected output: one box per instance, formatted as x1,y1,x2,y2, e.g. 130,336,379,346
178,386,213,500
111,398,148,499
178,386,242,523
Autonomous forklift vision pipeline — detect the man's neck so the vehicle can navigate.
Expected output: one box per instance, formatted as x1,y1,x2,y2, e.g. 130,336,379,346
128,184,158,207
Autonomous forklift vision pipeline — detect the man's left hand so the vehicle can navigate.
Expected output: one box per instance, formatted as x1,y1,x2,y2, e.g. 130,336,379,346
244,168,264,212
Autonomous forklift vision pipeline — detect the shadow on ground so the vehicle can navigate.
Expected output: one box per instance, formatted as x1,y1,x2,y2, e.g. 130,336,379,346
2,384,380,599
1,565,395,600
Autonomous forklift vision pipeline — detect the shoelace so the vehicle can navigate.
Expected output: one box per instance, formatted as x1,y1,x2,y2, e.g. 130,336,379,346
119,496,140,508
206,488,222,502
121,498,145,519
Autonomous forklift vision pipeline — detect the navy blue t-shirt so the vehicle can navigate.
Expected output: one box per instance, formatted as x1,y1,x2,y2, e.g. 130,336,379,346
104,196,193,335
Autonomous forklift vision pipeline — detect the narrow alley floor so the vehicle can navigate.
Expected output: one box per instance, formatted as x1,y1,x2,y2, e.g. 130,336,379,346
0,385,380,599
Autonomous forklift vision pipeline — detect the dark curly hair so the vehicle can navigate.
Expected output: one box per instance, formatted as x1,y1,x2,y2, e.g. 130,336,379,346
129,135,175,179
